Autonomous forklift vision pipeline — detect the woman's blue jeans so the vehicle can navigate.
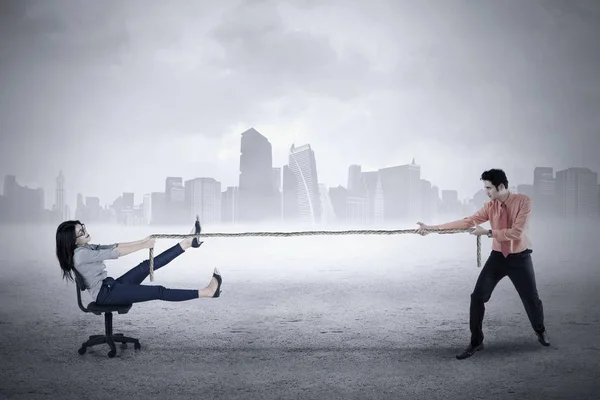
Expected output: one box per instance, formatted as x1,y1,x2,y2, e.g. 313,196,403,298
95,244,199,305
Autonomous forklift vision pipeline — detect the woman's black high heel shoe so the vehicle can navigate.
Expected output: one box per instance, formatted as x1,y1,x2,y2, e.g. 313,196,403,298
192,215,203,248
212,269,222,298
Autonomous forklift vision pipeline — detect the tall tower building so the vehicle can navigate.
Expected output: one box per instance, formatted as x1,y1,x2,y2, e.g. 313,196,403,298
221,186,239,224
282,165,298,222
555,167,598,218
288,143,321,224
165,177,183,203
238,128,277,222
55,171,65,220
185,178,222,224
533,167,556,216
347,165,363,195
143,194,151,225
378,159,421,221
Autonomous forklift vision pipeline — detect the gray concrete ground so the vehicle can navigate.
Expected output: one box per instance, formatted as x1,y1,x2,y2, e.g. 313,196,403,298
0,222,599,399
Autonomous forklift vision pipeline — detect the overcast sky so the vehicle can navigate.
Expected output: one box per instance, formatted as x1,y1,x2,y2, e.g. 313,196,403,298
1,0,599,209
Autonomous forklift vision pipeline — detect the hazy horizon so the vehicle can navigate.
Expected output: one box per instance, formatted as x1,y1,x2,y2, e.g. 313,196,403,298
2,0,600,208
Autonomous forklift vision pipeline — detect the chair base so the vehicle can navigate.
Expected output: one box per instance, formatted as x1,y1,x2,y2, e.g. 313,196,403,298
77,311,141,358
78,333,141,358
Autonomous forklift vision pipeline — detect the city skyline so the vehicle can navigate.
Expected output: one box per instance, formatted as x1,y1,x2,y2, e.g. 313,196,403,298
1,128,597,211
2,125,598,226
4,152,599,214
1,1,600,209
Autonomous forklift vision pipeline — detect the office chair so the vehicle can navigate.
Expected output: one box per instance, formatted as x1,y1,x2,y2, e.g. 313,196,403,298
73,270,141,358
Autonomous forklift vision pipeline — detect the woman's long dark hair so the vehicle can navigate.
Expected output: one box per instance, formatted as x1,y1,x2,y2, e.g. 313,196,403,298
56,220,82,282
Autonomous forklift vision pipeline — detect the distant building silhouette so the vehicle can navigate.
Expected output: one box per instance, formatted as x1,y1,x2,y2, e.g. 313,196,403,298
2,175,45,223
288,143,321,224
165,177,182,203
272,167,282,192
54,171,66,221
360,171,384,224
238,128,278,223
347,165,363,194
119,192,135,223
85,197,102,221
150,192,167,225
346,195,369,225
76,193,85,220
441,189,461,215
328,186,348,223
185,177,222,224
318,184,336,224
272,167,282,219
221,186,239,223
555,167,598,218
533,167,556,216
123,193,134,209
143,194,151,225
378,159,421,221
0,193,7,223
164,177,187,224
281,165,298,222
420,179,438,220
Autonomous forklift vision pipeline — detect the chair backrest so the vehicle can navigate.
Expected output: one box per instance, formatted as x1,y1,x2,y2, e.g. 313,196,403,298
72,269,90,313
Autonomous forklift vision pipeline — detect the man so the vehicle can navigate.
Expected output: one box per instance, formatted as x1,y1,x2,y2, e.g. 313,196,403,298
416,169,549,360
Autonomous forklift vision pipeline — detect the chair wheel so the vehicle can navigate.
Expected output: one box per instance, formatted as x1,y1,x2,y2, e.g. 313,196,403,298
134,342,141,350
107,349,116,358
78,347,87,355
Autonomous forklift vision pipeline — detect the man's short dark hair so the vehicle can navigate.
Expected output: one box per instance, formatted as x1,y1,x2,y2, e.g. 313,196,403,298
481,169,509,190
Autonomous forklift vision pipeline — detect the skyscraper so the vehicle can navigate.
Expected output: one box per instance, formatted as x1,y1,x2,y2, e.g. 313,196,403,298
76,193,85,220
150,192,166,225
238,128,277,222
165,177,183,203
221,186,239,224
185,177,222,224
288,143,321,224
55,171,65,220
360,171,384,224
533,167,556,216
420,179,437,220
347,165,363,194
378,159,421,221
318,184,335,224
282,165,298,222
143,194,151,225
555,167,598,218
122,193,134,210
165,177,186,224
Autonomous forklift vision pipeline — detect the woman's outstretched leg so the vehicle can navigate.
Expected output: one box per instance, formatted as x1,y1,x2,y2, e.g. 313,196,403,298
116,224,201,285
97,268,221,305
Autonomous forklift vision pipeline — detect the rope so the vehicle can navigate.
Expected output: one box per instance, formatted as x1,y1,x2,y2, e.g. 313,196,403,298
147,228,482,281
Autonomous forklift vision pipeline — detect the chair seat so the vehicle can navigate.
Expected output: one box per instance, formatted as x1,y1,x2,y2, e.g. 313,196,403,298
87,302,132,314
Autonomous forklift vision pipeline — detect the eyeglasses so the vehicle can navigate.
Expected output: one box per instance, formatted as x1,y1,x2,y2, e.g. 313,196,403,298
76,224,87,238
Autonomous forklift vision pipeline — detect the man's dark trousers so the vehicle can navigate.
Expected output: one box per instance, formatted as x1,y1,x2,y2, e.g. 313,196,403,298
470,249,545,346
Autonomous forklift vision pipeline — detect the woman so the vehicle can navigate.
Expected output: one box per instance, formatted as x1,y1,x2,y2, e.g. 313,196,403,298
55,218,222,305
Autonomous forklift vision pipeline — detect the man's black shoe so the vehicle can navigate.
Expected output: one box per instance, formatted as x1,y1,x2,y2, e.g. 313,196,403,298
456,343,484,360
536,330,550,346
